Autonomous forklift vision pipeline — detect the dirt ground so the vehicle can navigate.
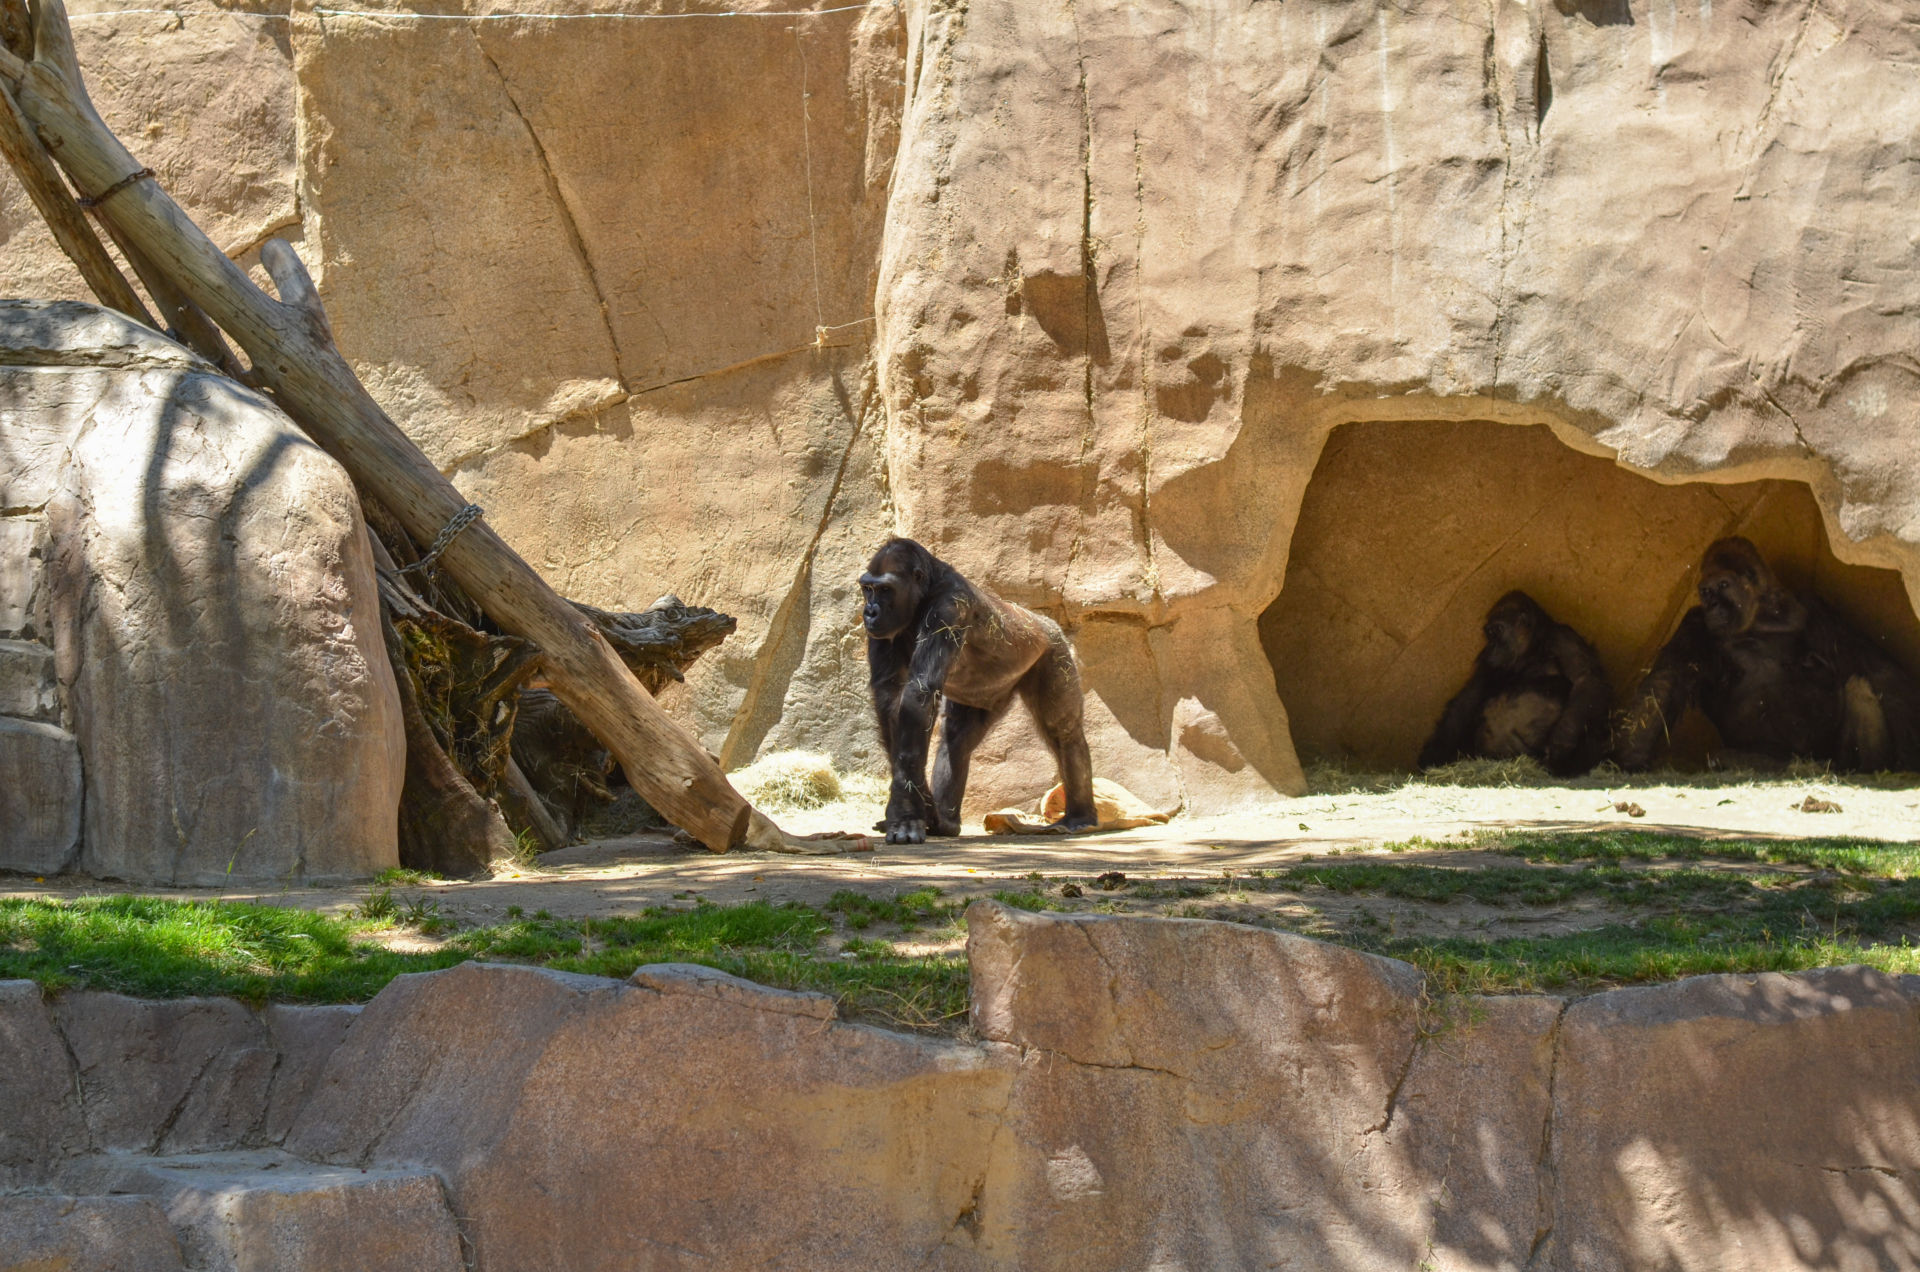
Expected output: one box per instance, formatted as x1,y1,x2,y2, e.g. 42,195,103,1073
5,774,1915,943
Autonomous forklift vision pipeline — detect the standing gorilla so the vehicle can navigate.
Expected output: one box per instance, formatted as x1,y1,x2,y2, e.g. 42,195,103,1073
1419,591,1612,776
860,537,1097,844
1616,537,1920,771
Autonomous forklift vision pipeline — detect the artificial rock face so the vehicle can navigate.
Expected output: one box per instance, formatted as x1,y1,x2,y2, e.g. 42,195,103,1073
0,301,403,883
5,0,1920,808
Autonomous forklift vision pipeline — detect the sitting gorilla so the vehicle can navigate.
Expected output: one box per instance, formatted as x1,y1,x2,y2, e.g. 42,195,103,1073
1419,591,1611,776
1616,538,1920,772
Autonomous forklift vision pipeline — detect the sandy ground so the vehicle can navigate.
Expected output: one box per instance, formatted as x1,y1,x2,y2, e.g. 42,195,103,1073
4,774,1916,933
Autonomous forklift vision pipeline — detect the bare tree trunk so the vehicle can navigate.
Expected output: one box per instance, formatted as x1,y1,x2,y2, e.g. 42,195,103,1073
0,2,793,851
380,601,516,877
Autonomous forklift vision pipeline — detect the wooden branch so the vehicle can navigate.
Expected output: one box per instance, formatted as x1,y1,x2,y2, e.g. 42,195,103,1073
574,595,736,696
0,76,154,326
106,220,247,377
502,758,567,853
0,0,789,851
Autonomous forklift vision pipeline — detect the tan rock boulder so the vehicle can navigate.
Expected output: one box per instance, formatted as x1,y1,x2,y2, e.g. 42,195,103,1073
0,981,89,1191
1544,965,1920,1272
877,0,1920,798
0,717,81,874
59,1151,463,1272
53,993,280,1155
288,961,1010,1270
0,299,405,883
964,901,1434,1266
0,1195,185,1272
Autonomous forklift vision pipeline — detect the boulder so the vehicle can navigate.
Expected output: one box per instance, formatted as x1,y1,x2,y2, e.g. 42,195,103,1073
288,961,1009,1271
52,993,277,1155
0,1195,184,1272
0,980,89,1190
0,637,58,721
258,1004,362,1145
59,1150,463,1272
0,716,81,874
965,901,1432,1266
0,299,405,883
1543,966,1920,1272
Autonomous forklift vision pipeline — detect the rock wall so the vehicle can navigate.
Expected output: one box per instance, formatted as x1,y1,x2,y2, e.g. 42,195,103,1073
5,0,1919,809
0,301,403,883
8,908,1920,1269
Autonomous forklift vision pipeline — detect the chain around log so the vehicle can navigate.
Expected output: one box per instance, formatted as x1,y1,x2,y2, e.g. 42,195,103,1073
398,503,485,576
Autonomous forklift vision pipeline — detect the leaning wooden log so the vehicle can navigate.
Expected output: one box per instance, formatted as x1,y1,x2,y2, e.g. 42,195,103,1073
0,0,789,851
0,76,153,327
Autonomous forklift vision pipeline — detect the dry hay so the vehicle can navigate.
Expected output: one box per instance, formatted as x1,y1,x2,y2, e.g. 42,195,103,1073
731,751,887,813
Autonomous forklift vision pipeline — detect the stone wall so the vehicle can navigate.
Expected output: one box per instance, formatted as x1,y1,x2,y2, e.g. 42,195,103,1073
5,0,1919,811
7,908,1920,1269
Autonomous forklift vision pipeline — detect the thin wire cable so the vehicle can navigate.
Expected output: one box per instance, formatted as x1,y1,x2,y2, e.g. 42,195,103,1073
67,1,887,19
793,18,826,344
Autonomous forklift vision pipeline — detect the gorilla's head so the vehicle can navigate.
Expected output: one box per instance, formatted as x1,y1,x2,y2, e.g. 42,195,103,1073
859,538,932,640
1696,538,1778,637
1480,591,1547,672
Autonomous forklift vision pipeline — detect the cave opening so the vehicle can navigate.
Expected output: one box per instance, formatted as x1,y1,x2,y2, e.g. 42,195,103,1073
1259,419,1920,773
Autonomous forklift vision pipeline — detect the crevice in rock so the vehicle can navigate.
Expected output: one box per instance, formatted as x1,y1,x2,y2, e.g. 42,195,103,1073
720,357,877,768
1532,30,1552,131
472,32,630,390
1366,1012,1421,1136
440,387,631,477
1062,0,1099,583
148,1045,220,1154
1744,0,1815,185
46,997,95,1155
1524,998,1571,1270
1483,8,1512,394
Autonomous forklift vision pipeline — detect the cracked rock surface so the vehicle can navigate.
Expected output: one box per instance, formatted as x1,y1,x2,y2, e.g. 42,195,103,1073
10,909,1920,1267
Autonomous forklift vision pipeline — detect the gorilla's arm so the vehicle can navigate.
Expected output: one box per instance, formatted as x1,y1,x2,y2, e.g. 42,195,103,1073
867,636,909,759
1419,671,1492,770
1543,627,1612,776
883,607,965,843
1616,609,1713,770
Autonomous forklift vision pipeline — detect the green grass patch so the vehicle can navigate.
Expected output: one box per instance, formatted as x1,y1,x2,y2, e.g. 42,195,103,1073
0,893,967,1033
13,834,1920,1028
0,895,466,1001
1479,828,1920,878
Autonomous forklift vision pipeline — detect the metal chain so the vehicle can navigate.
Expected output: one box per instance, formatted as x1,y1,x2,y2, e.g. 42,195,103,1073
75,166,154,208
397,503,484,575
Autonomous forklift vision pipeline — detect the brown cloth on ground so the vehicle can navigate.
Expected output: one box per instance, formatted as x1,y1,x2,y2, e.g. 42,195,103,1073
983,778,1177,835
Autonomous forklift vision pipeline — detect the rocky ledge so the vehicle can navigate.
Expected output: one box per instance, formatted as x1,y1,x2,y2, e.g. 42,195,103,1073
4,904,1917,1271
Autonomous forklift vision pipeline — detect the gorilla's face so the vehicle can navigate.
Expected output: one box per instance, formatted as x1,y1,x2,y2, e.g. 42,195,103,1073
1480,594,1541,672
859,552,921,640
1698,539,1769,638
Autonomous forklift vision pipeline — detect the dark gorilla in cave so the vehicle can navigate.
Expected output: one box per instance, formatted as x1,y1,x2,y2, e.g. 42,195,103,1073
1419,590,1612,776
1615,537,1920,772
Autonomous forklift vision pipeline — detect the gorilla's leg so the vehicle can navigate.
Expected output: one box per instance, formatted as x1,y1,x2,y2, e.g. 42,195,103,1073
1019,643,1097,830
930,699,1006,837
